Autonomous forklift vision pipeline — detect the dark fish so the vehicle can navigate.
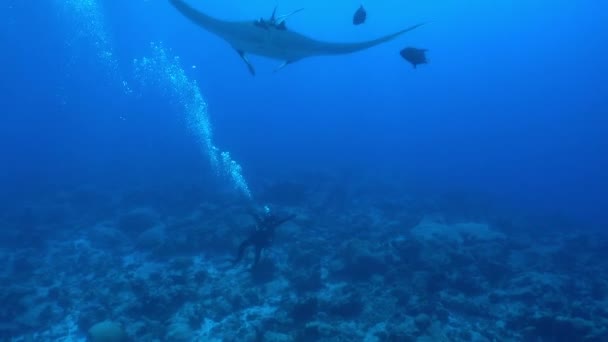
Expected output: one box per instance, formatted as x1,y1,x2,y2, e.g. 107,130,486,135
400,47,428,68
353,5,367,25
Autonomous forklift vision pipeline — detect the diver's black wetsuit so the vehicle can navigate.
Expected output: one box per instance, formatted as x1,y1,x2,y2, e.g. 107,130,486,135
233,211,296,268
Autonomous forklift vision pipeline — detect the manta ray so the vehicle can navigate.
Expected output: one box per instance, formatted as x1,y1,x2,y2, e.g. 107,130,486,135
169,0,425,75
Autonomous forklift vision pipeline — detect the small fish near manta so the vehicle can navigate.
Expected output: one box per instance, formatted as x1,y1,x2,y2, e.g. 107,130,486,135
353,5,367,25
350,5,429,69
400,47,428,69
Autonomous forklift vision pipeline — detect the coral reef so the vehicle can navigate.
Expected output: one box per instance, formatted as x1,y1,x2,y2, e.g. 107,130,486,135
2,178,607,341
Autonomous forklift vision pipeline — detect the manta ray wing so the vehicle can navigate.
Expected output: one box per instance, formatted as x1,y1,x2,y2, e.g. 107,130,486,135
169,0,425,74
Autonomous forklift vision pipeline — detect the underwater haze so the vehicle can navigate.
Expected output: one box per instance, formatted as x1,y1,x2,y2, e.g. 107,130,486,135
1,0,607,341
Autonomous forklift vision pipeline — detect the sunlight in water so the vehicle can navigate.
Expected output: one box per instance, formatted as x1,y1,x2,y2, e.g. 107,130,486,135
133,43,252,199
57,0,131,94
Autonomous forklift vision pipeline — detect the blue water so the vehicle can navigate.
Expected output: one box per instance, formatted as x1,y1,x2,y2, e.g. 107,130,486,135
3,0,606,223
1,0,607,340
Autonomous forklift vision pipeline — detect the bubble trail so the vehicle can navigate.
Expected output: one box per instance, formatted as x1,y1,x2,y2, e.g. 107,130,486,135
134,43,252,198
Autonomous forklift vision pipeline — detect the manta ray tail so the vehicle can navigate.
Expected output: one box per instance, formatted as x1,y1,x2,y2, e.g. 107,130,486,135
276,8,304,25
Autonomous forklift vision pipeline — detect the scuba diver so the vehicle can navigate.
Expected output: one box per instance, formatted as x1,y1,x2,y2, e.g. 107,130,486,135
233,206,296,268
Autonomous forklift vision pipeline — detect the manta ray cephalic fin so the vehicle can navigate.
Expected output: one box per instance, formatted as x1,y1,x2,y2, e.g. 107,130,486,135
274,61,294,73
236,50,256,75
